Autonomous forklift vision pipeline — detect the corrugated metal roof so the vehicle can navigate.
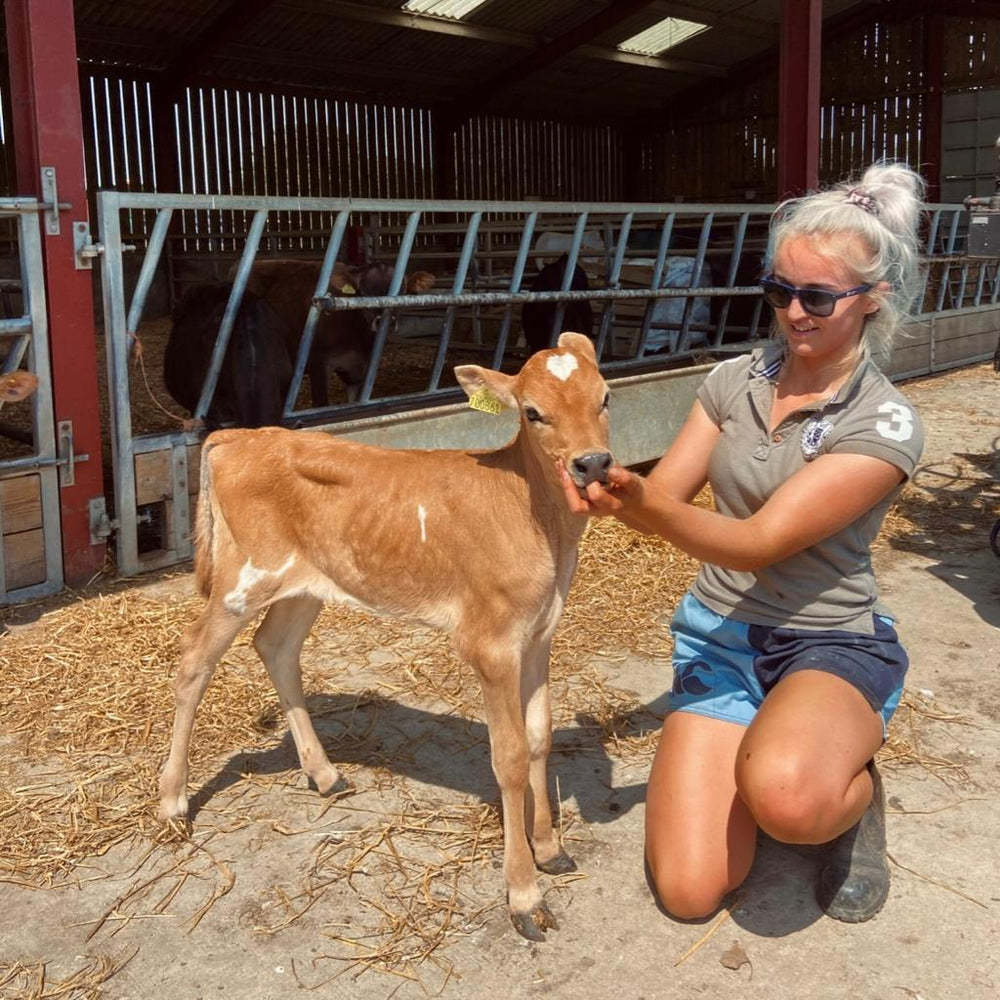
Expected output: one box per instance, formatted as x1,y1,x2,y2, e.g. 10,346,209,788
3,1,870,120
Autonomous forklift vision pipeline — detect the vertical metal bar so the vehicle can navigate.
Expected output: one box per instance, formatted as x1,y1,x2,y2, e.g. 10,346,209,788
919,209,941,308
283,209,350,415
98,191,140,575
428,211,481,390
125,207,173,339
194,208,267,420
170,442,192,559
358,209,422,403
549,211,589,345
713,212,749,347
491,210,537,368
635,211,675,356
594,213,632,361
677,212,714,353
18,204,63,593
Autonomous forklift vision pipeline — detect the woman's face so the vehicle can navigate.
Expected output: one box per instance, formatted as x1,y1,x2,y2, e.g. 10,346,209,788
769,234,879,365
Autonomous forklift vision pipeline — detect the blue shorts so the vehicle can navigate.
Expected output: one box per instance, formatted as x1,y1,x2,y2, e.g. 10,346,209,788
667,593,909,738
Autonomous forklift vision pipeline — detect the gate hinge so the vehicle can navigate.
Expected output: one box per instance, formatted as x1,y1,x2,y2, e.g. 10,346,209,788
57,420,91,488
89,496,118,544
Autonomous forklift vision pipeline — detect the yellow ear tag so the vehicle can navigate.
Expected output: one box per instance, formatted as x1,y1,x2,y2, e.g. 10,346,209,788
468,387,504,415
341,283,356,295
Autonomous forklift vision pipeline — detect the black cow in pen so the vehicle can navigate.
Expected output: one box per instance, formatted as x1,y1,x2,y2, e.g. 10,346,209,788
521,254,594,353
163,283,292,429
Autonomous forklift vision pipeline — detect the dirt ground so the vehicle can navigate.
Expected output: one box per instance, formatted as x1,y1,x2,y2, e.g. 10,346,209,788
1,362,997,1000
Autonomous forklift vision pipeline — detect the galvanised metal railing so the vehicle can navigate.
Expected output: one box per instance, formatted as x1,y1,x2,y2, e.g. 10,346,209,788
0,199,64,603
98,192,995,575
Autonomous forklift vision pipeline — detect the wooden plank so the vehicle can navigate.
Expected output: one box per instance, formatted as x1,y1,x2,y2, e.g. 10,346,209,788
0,475,42,535
135,449,172,506
3,527,45,590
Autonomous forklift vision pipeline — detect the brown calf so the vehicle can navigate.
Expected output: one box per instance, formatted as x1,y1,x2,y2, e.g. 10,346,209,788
158,332,612,940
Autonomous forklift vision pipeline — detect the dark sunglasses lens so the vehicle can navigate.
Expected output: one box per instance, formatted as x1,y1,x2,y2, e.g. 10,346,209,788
761,281,791,309
799,289,836,317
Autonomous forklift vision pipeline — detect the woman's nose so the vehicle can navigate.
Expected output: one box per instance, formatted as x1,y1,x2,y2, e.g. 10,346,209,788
785,293,810,321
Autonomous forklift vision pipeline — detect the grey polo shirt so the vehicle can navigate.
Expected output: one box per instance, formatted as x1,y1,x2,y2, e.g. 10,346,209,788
690,342,924,635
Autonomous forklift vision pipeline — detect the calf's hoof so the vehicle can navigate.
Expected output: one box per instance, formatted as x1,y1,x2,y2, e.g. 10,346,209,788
536,850,577,876
511,902,559,942
314,773,353,799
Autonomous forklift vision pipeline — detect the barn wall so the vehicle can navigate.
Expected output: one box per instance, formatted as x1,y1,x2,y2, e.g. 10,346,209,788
3,13,1000,222
642,14,1000,203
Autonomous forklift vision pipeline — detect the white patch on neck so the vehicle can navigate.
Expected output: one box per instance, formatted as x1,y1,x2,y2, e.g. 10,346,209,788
417,504,428,543
224,555,296,614
546,353,578,381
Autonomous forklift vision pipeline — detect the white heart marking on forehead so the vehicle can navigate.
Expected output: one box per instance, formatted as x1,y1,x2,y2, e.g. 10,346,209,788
546,353,578,381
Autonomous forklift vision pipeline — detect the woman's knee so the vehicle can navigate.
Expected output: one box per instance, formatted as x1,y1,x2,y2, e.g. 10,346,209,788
644,850,731,921
737,756,843,844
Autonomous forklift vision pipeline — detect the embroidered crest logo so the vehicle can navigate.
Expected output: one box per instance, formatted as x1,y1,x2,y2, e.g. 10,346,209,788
801,418,834,458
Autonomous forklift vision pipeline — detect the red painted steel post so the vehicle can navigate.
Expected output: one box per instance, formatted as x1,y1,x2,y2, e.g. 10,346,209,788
6,0,107,584
777,0,822,200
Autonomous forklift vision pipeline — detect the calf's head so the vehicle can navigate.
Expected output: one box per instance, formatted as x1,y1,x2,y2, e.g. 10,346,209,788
455,331,612,488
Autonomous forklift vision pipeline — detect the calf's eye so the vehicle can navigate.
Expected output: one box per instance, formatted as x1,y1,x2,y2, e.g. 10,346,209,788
524,406,542,423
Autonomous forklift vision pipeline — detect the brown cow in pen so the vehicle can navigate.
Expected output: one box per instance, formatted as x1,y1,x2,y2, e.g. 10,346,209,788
158,332,612,940
238,259,435,405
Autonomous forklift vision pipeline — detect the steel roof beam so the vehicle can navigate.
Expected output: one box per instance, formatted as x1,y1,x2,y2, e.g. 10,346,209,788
446,0,665,121
282,0,724,78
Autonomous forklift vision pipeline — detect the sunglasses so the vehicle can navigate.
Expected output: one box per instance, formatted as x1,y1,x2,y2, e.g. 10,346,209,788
759,275,872,318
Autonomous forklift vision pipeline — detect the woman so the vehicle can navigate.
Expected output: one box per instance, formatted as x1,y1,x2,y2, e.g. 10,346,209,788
561,162,926,922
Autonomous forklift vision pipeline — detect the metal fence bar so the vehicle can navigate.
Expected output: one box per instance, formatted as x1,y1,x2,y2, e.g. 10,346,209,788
282,209,350,415
125,207,173,338
594,212,633,360
491,210,537,368
193,209,268,420
0,200,63,601
633,212,676,357
427,210,482,391
357,209,422,404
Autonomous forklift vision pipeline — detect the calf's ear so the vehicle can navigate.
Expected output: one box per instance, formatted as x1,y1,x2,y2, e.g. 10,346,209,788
454,365,517,410
557,331,597,362
0,371,39,403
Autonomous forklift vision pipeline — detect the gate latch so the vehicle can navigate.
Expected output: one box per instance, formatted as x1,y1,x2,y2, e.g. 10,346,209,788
57,420,91,488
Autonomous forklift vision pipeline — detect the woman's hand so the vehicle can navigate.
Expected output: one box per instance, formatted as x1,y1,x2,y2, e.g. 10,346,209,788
557,461,645,518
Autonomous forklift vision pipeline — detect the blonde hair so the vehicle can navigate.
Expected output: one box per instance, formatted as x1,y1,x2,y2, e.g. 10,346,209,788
769,162,926,358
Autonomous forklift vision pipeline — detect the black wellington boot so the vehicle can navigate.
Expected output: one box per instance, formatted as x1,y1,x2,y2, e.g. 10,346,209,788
816,761,890,922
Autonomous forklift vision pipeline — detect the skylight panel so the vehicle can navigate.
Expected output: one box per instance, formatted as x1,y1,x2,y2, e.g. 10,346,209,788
618,17,708,56
402,0,490,19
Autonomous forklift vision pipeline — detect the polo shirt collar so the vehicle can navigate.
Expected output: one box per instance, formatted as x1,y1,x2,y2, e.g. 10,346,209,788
746,338,876,418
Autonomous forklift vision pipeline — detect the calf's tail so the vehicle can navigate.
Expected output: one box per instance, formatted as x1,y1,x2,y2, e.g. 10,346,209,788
194,443,217,597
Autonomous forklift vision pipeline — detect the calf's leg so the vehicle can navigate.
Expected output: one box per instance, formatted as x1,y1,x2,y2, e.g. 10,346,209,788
473,647,558,941
521,640,575,875
253,596,347,795
159,602,250,820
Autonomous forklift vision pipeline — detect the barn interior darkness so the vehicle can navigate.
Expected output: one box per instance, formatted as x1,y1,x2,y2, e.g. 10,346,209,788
4,0,999,212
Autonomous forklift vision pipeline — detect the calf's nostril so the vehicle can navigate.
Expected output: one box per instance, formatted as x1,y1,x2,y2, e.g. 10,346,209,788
573,451,613,484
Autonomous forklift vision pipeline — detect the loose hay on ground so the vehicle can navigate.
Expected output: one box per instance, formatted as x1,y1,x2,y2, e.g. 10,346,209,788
0,489,977,979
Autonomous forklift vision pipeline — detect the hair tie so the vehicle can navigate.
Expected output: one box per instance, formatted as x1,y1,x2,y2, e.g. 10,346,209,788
846,188,879,215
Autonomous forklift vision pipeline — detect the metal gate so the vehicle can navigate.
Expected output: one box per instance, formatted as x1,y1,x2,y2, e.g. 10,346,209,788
0,200,64,603
96,191,995,578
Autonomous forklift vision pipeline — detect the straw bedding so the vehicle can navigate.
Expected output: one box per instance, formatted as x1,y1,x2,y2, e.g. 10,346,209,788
1,364,991,987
